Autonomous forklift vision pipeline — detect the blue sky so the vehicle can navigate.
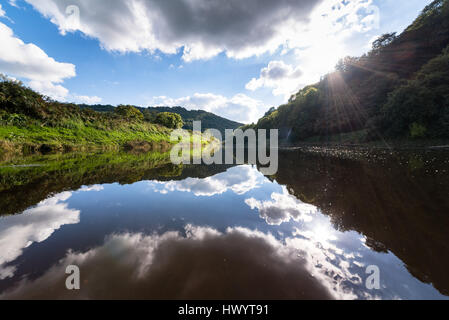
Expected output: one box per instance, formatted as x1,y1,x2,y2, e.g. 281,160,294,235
0,0,433,123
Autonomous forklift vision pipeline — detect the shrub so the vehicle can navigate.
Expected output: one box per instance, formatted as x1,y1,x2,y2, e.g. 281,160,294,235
0,112,27,127
114,105,144,121
154,112,184,129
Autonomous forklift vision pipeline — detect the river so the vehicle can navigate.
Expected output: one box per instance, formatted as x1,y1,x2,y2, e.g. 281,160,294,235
0,148,448,299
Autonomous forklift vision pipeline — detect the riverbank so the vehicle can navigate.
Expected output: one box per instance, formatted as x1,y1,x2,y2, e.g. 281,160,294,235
0,78,202,157
279,137,449,151
276,141,449,166
0,122,175,156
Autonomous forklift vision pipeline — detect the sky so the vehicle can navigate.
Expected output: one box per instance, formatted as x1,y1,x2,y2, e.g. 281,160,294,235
0,0,433,124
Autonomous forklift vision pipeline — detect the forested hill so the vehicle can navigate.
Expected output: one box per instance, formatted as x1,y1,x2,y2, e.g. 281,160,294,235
79,105,243,134
250,0,449,143
144,106,243,133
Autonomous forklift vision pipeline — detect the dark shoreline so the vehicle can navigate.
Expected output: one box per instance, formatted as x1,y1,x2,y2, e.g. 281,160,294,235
278,140,449,151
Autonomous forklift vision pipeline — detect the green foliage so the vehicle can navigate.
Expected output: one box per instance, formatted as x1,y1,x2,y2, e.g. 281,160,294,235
406,0,446,31
0,78,175,153
380,45,449,139
82,105,243,135
0,76,49,119
0,111,27,127
371,33,397,51
335,56,360,73
0,151,174,216
263,107,277,117
154,112,184,129
114,105,144,121
0,151,229,217
78,104,115,112
145,106,242,134
142,108,159,122
410,123,427,139
255,85,325,141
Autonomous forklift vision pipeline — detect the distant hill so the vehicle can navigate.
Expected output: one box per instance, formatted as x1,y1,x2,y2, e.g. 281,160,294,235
79,105,243,134
78,104,115,112
144,106,243,133
249,0,449,143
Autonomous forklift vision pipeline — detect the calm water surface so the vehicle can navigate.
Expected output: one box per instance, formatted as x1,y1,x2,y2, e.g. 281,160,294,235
0,148,448,299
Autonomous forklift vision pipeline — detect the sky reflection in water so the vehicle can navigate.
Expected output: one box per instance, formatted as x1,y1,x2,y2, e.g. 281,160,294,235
0,163,447,300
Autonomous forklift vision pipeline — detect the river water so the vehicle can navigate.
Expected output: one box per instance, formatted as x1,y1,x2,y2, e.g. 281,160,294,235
0,148,448,299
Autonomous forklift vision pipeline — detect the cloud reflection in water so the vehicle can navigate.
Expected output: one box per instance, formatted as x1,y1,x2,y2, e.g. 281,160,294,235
245,186,317,225
1,225,364,300
148,165,263,197
0,192,80,280
1,165,443,299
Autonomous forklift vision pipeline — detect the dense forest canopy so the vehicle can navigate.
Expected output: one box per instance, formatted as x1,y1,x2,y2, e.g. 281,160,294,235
250,0,449,143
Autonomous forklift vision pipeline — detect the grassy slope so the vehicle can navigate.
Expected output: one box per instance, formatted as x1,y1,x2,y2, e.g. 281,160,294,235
0,122,172,153
0,79,212,154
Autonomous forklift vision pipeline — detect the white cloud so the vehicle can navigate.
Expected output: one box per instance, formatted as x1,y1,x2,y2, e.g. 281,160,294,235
0,22,76,82
246,60,303,98
27,80,69,101
13,0,384,107
0,19,100,102
149,165,263,197
73,95,102,105
21,0,379,66
245,186,317,225
151,92,266,124
245,0,381,100
0,4,5,17
22,0,323,61
8,1,19,8
0,21,75,100
0,192,80,280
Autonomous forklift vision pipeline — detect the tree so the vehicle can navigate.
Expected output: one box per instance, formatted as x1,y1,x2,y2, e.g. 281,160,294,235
114,105,144,121
372,33,397,51
380,45,449,138
264,107,276,117
336,56,359,73
142,108,158,122
155,112,184,129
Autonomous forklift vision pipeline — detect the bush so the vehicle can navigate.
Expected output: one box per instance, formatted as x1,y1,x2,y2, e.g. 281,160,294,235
0,75,48,119
114,105,144,121
0,111,28,127
154,112,183,129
